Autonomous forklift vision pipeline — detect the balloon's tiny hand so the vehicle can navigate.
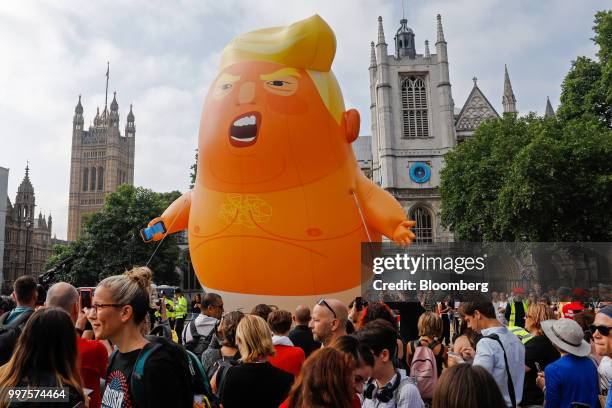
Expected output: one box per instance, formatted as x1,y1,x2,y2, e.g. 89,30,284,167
392,220,417,245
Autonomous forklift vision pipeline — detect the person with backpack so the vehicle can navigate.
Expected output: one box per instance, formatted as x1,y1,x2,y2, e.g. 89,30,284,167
90,267,193,408
459,293,525,408
217,315,293,408
183,293,223,357
356,319,424,408
202,310,244,380
405,312,446,402
0,275,37,365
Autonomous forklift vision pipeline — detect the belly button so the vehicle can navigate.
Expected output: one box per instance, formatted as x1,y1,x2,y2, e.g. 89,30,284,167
307,228,322,237
194,225,200,233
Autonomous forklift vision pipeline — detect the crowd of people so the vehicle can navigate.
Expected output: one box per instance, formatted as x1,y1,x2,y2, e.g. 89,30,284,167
0,271,609,408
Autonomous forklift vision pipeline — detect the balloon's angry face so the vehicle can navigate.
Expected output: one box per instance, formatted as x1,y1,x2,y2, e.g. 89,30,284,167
198,61,350,192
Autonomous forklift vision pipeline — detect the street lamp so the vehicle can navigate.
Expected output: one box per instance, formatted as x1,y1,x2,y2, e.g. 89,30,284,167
24,217,32,275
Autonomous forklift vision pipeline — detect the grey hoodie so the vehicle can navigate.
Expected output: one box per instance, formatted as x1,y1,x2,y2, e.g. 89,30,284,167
182,313,219,344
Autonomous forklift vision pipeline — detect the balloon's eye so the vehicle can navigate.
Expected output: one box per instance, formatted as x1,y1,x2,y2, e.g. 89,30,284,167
221,83,233,90
269,80,285,87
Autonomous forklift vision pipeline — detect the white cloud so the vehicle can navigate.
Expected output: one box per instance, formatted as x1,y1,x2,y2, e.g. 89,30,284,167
0,0,604,239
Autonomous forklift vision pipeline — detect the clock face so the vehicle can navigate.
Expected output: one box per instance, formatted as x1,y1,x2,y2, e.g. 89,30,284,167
409,162,431,183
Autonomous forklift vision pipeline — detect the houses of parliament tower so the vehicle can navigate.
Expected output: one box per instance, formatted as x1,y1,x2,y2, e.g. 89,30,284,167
67,67,135,240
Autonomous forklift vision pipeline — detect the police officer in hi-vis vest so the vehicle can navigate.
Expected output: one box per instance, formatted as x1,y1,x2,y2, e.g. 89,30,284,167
505,287,529,328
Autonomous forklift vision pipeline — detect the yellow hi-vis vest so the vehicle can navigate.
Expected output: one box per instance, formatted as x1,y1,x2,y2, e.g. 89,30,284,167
165,298,175,319
508,325,534,344
509,300,529,327
174,296,188,319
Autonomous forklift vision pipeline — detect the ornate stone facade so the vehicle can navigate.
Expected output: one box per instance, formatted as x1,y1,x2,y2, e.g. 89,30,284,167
2,166,52,293
67,87,135,241
362,15,535,243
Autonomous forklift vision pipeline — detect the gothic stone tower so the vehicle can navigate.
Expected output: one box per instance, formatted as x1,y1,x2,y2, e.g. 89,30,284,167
369,15,455,243
67,77,135,241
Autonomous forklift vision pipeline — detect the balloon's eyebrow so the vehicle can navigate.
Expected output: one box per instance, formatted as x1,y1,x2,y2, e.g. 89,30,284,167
260,68,301,81
218,73,241,83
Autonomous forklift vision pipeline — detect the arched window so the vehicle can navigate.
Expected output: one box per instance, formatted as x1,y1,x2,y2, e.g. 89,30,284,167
90,167,96,191
82,168,89,191
98,167,104,190
409,206,433,243
400,75,429,138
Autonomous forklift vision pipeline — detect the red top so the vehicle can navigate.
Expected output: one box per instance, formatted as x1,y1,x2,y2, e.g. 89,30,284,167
562,301,585,319
269,345,305,377
279,394,361,408
76,336,108,408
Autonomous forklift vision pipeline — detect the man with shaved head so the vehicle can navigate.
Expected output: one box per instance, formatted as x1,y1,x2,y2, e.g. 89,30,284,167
309,298,349,347
46,282,108,408
288,305,320,357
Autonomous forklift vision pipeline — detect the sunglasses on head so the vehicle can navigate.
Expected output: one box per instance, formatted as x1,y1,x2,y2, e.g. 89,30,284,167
589,324,612,336
317,298,337,319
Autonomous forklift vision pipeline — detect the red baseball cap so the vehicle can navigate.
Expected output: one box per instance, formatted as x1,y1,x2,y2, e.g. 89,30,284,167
512,287,525,295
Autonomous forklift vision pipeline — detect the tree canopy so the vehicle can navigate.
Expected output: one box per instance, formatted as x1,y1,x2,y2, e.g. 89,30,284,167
440,11,612,242
45,185,182,287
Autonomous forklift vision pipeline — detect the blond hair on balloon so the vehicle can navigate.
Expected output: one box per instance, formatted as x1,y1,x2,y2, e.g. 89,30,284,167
219,15,346,124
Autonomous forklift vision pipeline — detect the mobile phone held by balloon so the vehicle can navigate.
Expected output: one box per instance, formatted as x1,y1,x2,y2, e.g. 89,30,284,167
141,221,166,242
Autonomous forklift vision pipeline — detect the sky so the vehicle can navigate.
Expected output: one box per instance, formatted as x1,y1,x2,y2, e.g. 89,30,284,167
0,0,605,240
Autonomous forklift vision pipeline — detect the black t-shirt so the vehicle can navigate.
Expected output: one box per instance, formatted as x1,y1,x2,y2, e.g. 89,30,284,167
521,334,561,406
219,362,293,408
101,345,191,408
288,325,321,358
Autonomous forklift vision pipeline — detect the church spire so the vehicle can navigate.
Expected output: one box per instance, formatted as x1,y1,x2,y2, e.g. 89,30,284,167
502,64,517,114
436,14,446,44
544,96,555,118
377,16,386,45
369,41,377,68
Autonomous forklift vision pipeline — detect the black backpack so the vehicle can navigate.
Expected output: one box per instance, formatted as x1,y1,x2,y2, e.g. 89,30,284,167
108,335,218,408
0,310,33,365
186,321,218,357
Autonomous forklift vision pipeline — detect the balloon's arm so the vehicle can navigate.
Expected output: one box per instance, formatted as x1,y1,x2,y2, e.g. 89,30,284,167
141,191,191,242
354,171,416,245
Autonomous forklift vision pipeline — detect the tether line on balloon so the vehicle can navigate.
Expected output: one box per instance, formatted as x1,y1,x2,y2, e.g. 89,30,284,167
351,190,372,243
145,200,187,267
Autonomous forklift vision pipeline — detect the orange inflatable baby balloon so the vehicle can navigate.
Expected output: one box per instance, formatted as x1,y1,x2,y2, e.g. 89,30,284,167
143,15,416,309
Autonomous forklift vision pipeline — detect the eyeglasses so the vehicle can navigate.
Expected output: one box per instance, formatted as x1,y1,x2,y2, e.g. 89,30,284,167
589,324,612,336
90,303,125,313
317,298,337,319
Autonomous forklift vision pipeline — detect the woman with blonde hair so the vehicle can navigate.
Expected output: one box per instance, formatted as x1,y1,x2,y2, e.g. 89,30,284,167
521,303,560,407
405,311,447,375
281,347,357,408
0,308,85,407
89,267,191,408
218,314,293,408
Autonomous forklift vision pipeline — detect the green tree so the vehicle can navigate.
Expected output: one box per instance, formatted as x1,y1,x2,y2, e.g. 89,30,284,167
557,10,612,127
440,115,612,242
45,185,182,287
440,115,534,241
190,149,198,189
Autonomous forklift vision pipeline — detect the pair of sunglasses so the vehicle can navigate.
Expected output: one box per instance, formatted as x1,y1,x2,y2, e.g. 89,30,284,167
589,324,612,336
317,298,337,318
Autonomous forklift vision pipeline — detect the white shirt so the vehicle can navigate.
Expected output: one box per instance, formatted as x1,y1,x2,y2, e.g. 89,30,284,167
474,326,525,407
361,370,424,408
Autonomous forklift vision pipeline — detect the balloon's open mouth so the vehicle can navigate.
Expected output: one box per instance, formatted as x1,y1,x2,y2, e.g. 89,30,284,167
229,111,261,147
